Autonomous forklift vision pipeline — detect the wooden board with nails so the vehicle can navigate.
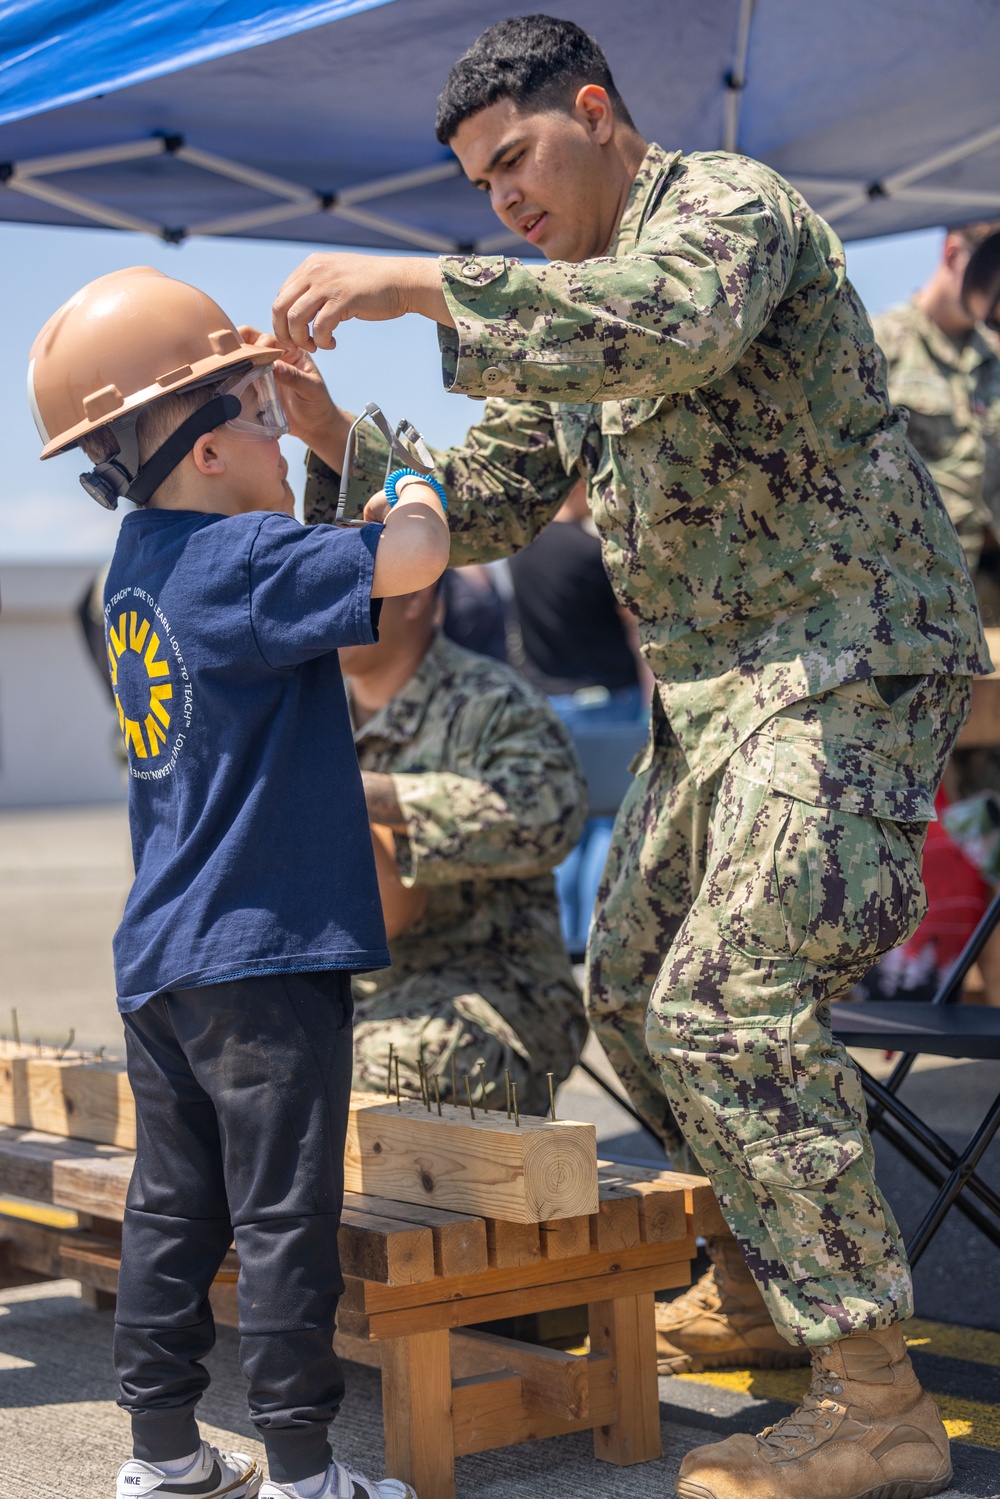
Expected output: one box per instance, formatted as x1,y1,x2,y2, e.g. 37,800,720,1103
345,1092,599,1224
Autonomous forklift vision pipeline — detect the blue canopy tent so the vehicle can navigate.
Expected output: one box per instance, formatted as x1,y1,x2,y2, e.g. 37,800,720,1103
1,0,999,254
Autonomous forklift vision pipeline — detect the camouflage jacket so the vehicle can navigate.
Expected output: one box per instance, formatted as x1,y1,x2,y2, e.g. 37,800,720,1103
874,298,1000,562
349,632,586,996
307,144,991,782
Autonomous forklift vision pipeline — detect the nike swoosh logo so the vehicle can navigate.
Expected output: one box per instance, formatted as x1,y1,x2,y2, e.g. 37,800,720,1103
158,1461,225,1495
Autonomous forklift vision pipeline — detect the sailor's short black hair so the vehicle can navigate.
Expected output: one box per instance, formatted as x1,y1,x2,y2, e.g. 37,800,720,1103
435,14,634,145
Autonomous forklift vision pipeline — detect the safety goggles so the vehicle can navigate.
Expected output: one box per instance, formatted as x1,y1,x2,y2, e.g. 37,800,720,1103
336,402,435,525
216,365,289,441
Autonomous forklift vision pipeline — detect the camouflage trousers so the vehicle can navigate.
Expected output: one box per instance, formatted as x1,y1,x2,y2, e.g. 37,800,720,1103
352,964,587,1118
587,673,972,1345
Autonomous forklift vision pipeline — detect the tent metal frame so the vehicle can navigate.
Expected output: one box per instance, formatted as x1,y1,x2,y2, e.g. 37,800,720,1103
0,132,522,251
4,107,1000,248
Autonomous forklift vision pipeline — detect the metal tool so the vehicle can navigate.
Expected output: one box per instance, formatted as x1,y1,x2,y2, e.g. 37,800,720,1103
335,402,435,525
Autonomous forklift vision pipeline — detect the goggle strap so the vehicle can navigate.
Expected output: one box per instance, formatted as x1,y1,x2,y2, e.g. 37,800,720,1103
125,393,241,506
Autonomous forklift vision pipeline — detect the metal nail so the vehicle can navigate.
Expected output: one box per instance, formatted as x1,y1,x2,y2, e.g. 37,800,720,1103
11,1009,20,1047
386,1042,394,1099
56,1028,75,1061
434,1074,442,1116
395,1055,401,1108
465,1073,476,1121
505,1068,512,1119
478,1059,487,1109
547,1071,556,1122
512,1081,520,1127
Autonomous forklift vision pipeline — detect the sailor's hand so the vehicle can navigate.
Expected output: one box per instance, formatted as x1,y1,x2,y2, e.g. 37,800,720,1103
272,253,452,352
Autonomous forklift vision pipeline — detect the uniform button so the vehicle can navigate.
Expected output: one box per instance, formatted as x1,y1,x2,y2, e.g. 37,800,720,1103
482,367,503,385
462,260,482,278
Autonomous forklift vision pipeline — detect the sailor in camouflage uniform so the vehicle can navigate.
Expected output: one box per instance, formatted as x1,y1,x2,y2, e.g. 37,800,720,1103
278,18,989,1497
338,589,588,1117
874,220,1000,600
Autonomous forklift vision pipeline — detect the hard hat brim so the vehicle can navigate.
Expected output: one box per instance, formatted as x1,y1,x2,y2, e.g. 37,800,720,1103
38,341,283,460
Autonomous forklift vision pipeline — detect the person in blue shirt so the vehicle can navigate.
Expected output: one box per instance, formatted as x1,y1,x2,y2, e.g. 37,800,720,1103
28,267,449,1499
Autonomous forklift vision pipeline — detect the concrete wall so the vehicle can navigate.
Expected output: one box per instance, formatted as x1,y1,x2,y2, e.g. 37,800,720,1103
0,562,125,807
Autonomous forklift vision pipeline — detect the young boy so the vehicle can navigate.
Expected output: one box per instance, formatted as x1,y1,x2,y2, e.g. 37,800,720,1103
28,266,450,1499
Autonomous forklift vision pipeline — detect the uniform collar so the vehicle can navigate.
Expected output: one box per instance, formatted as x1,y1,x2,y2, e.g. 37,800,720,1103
609,142,682,257
350,632,449,747
906,296,998,373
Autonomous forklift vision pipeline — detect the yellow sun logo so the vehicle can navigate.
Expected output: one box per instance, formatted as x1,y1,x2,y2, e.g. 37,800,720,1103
107,610,173,759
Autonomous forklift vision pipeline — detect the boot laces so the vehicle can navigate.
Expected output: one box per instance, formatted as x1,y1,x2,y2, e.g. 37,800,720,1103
660,1267,720,1317
757,1349,843,1453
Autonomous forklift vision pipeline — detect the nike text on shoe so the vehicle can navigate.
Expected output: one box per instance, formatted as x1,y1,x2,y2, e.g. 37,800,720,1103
116,1440,262,1497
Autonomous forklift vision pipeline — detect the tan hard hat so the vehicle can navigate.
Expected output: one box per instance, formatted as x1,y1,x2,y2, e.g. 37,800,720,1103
28,266,281,459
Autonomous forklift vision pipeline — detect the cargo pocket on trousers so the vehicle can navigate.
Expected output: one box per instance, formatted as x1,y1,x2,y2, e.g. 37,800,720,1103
744,1124,893,1280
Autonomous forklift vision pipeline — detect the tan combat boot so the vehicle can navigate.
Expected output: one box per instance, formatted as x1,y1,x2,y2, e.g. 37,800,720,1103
675,1322,952,1499
656,1231,810,1374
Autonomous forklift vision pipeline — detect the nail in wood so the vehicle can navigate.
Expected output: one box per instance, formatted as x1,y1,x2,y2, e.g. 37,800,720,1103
465,1073,476,1121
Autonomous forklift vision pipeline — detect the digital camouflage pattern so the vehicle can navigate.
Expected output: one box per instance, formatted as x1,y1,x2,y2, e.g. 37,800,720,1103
593,672,972,1344
305,144,991,1341
348,632,588,1117
308,144,991,783
874,298,1000,574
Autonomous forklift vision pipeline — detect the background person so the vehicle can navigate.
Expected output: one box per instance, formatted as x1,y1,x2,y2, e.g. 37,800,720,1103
341,582,589,1117
864,227,1000,1005
273,17,990,1497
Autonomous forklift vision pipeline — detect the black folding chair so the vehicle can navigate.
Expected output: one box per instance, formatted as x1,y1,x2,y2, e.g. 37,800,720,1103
831,887,1000,1265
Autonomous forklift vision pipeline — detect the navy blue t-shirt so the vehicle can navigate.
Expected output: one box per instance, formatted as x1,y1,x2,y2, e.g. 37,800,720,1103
104,507,390,1011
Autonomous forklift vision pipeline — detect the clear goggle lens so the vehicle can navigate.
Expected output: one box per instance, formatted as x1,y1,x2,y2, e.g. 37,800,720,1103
218,365,289,440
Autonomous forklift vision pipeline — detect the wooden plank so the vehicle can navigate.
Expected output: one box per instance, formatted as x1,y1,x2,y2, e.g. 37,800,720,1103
346,1093,598,1224
485,1218,540,1269
335,1329,382,1369
339,1206,435,1286
351,1234,696,1315
355,1231,694,1315
450,1328,604,1421
591,1180,641,1252
60,1237,121,1294
0,1126,132,1212
348,1258,693,1341
596,1165,687,1244
0,1051,135,1149
381,1329,455,1499
600,1161,724,1238
343,1191,488,1278
539,1214,591,1260
52,1154,132,1219
451,1356,616,1457
589,1292,661,1465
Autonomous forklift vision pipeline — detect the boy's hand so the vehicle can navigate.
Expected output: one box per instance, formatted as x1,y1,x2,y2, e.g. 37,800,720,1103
239,324,353,473
272,253,452,352
363,490,392,524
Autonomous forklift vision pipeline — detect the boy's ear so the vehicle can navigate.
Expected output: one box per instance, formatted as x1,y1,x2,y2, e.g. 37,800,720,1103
191,430,227,476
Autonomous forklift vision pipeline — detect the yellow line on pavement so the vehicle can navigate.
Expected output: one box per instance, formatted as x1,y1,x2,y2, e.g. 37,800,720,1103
904,1317,1000,1370
675,1364,1000,1451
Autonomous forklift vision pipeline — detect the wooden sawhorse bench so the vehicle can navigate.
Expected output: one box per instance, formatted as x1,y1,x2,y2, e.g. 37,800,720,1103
0,1124,718,1498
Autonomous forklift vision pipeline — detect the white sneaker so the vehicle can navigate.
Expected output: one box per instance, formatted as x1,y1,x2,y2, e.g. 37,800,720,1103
259,1459,416,1499
116,1440,262,1497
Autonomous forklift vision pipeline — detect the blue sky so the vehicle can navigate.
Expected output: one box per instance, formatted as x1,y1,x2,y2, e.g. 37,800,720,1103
2,220,945,563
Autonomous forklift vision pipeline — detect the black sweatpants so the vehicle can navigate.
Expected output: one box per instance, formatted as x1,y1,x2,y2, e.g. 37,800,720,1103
114,970,353,1485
